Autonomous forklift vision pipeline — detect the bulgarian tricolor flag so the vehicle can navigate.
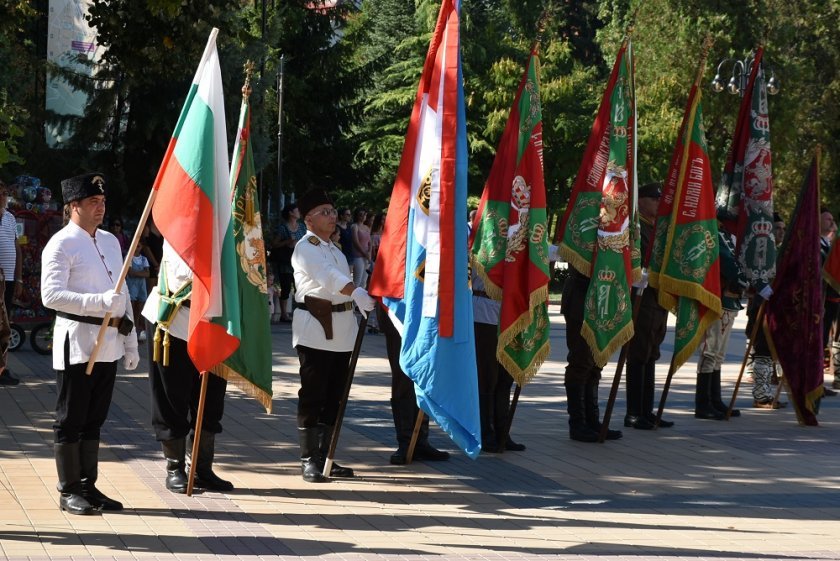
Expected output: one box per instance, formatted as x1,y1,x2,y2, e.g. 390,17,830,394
649,43,721,370
557,37,639,367
151,29,240,373
470,49,550,386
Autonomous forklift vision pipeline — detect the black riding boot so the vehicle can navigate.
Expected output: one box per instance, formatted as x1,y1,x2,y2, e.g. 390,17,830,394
642,361,673,427
711,369,740,417
299,427,328,483
55,442,97,515
695,371,725,420
318,425,354,478
624,362,654,429
161,438,188,493
566,383,599,442
192,431,234,491
585,380,622,440
493,380,526,451
479,393,500,452
390,398,414,465
79,439,123,510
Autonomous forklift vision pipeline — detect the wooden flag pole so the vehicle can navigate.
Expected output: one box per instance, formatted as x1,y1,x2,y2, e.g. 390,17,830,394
726,300,766,419
599,287,644,442
85,188,158,374
322,314,368,478
654,349,680,427
405,410,424,464
186,371,210,496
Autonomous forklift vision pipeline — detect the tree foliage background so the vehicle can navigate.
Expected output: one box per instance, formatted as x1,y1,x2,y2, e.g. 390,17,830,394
0,0,838,226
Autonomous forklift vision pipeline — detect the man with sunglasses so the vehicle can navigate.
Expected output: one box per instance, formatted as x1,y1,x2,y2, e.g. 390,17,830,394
291,189,376,483
41,172,140,515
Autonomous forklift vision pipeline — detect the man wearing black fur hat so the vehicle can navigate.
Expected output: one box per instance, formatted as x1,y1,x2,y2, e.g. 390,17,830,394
624,182,674,430
41,172,140,515
292,189,376,482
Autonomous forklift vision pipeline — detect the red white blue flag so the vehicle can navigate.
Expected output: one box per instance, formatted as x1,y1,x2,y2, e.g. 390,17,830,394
369,0,480,458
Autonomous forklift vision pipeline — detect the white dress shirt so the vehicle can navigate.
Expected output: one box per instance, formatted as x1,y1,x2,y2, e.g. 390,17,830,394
291,231,358,351
471,273,501,326
142,241,192,342
41,221,136,370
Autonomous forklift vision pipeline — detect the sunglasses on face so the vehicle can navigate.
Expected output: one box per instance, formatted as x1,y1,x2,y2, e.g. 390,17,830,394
310,208,338,218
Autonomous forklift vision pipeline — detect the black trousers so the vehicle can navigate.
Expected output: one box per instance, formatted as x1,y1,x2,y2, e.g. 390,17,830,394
561,271,602,386
627,288,668,365
295,345,351,428
474,322,515,398
146,320,227,441
54,338,117,444
378,306,415,400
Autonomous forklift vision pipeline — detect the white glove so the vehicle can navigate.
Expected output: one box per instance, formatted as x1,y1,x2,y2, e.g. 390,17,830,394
123,348,140,371
102,289,127,314
632,269,649,290
759,285,773,300
351,287,376,318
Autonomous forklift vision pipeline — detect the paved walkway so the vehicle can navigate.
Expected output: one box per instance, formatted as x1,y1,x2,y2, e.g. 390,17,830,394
0,305,838,561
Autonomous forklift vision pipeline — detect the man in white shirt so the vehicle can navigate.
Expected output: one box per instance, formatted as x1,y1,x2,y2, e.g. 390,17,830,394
0,180,22,385
291,189,376,483
41,172,139,515
142,242,233,494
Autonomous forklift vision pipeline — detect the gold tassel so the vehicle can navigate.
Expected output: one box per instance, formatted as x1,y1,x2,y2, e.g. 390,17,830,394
153,327,162,363
245,189,255,225
163,331,171,367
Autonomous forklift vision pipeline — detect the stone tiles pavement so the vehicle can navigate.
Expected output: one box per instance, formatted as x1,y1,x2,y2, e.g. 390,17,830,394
0,305,838,561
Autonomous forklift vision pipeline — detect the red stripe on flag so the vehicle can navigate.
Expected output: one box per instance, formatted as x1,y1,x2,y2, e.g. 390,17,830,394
153,156,239,372
437,3,459,337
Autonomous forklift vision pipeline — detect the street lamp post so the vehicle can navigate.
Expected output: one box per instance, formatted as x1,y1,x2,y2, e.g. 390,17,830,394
710,52,779,97
276,54,285,215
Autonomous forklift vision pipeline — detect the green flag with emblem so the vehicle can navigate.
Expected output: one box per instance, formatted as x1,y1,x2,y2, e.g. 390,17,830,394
558,38,638,367
211,67,273,412
649,44,721,370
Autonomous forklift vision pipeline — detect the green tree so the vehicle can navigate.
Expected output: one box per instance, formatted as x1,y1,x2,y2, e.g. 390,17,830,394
0,1,39,170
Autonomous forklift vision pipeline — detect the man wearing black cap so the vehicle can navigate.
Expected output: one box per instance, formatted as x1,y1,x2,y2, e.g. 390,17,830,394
41,172,140,515
625,182,674,429
291,189,376,482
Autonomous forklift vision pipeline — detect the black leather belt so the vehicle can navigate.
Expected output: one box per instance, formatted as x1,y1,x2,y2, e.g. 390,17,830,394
56,311,122,328
472,290,490,299
295,301,354,313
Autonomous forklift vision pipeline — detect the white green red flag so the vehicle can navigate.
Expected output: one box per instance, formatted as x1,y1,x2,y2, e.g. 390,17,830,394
151,29,240,372
211,72,273,412
649,50,721,370
469,49,549,386
557,38,638,367
714,47,775,291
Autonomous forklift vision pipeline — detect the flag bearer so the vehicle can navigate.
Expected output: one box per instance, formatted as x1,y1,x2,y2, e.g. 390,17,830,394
625,182,674,430
41,172,140,515
143,242,234,493
291,189,376,482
